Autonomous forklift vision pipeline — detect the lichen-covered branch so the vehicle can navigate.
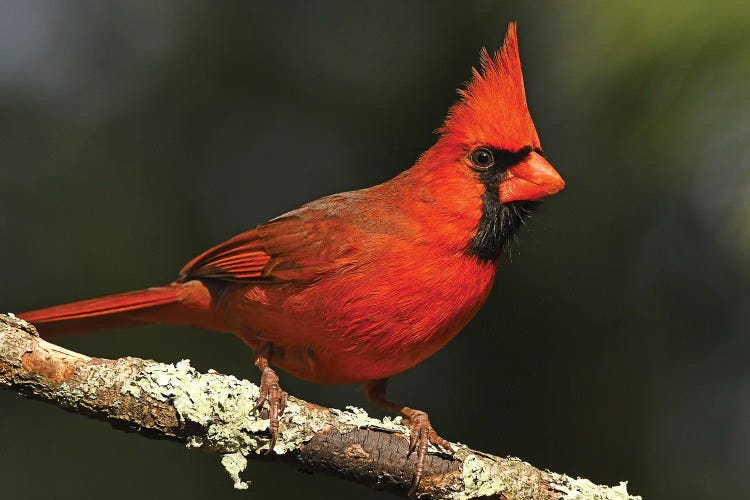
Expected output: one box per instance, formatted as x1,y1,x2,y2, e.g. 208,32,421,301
0,313,639,499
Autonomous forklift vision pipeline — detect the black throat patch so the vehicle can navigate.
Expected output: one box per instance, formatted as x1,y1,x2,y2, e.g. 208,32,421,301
468,147,539,262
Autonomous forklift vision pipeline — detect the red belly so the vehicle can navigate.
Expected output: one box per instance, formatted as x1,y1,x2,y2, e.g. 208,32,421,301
224,252,498,384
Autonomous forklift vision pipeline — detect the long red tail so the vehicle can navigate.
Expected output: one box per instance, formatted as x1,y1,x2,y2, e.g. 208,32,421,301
18,280,227,338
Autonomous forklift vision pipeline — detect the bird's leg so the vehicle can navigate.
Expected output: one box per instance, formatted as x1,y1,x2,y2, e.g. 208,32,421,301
365,378,454,497
253,343,288,452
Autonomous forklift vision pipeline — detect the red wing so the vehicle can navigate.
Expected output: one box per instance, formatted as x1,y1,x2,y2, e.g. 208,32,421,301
179,207,357,283
179,228,272,281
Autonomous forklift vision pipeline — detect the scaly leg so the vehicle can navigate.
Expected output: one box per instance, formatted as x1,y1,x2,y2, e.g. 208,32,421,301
253,344,288,452
365,378,454,497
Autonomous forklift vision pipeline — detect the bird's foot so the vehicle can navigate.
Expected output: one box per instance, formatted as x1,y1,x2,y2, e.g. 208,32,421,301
253,366,288,452
404,409,454,497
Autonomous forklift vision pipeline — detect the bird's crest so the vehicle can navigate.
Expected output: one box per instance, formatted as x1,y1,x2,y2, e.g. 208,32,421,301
441,23,540,152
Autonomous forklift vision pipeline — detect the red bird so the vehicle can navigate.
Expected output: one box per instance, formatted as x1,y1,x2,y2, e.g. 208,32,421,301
21,23,563,493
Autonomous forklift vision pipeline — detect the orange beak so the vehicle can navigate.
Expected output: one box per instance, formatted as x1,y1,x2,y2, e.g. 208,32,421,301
498,151,565,203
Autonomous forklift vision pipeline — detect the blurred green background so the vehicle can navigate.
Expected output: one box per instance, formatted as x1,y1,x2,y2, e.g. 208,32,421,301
1,1,748,499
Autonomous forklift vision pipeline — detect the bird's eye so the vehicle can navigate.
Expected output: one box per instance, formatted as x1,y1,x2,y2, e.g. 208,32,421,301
470,148,494,170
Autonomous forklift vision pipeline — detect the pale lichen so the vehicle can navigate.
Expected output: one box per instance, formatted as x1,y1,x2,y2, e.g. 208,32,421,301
452,454,536,500
120,359,332,487
56,382,84,406
332,405,405,433
221,452,250,490
457,454,499,499
73,366,104,399
548,472,641,500
455,453,642,500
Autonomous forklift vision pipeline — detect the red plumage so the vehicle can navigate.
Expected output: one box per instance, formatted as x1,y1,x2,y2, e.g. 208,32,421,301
19,23,564,492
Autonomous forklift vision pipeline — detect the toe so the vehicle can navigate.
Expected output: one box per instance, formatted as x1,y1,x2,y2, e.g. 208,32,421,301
253,367,288,454
404,409,454,496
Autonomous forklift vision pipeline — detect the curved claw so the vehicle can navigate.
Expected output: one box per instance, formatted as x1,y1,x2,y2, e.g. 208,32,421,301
254,366,289,453
405,410,454,497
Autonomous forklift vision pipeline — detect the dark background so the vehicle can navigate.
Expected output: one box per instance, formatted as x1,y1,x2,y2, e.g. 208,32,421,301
1,2,748,499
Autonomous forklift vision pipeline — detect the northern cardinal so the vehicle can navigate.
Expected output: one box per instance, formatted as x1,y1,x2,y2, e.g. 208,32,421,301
20,23,563,494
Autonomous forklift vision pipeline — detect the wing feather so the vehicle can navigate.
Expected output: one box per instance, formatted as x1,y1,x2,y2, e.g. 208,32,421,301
179,228,273,281
179,206,358,284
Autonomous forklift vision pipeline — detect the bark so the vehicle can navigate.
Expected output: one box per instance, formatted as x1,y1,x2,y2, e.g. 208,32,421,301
0,313,639,499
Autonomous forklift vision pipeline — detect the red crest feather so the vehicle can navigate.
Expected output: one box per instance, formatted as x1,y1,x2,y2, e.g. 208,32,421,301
441,23,540,152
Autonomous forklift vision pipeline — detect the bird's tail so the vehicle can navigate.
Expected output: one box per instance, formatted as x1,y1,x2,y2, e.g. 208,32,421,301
18,280,227,338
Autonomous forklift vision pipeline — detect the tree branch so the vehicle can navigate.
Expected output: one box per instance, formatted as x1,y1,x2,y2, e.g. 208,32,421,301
0,313,638,499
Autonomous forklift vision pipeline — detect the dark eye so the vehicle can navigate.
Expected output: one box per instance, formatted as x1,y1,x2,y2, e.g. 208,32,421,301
470,148,494,170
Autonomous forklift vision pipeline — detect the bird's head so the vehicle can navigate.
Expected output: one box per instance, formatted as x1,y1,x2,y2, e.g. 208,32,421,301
408,23,565,262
